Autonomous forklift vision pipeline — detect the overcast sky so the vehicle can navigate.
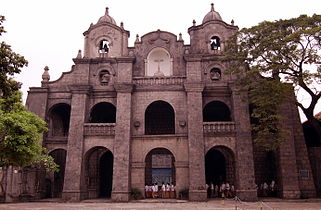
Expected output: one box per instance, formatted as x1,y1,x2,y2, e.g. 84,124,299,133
1,0,320,121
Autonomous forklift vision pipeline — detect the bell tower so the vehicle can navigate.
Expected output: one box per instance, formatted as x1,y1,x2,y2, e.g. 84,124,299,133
83,7,130,58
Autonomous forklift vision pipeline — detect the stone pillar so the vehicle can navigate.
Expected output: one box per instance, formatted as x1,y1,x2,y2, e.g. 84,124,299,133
62,85,90,201
231,88,257,200
185,83,207,201
130,162,145,196
276,101,301,198
112,83,133,201
288,95,316,197
175,161,189,198
25,87,49,199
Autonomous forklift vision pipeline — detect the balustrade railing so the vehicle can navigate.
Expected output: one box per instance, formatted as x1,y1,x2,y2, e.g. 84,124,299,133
84,123,115,136
133,76,186,86
203,122,236,134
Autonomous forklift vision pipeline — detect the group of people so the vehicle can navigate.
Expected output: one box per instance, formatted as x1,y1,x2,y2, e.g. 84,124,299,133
257,180,277,197
206,182,235,198
145,183,176,199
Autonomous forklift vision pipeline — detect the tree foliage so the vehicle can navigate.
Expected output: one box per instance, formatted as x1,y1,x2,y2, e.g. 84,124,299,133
223,14,321,149
0,16,58,171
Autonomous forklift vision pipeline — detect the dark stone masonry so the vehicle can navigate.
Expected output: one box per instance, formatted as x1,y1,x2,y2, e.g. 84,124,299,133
0,4,318,203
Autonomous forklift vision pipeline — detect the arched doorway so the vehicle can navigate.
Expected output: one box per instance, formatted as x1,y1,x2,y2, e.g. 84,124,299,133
145,148,175,186
203,101,231,122
48,103,71,137
89,102,116,123
46,149,67,198
254,149,278,197
205,146,235,197
85,147,113,199
145,101,175,135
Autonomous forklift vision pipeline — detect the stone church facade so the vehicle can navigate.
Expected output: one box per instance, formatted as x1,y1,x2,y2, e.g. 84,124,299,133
2,4,317,202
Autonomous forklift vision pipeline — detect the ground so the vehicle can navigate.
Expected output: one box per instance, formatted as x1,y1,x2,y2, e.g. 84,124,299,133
1,199,321,210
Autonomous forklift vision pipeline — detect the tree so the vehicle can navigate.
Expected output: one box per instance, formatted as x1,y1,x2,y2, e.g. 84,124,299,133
0,16,58,171
223,14,321,149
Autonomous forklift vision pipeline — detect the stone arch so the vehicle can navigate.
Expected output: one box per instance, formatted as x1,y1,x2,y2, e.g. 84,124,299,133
205,146,235,190
146,47,173,76
89,102,116,123
46,148,67,198
144,147,176,186
203,101,231,122
205,146,235,199
84,146,114,199
145,100,175,135
47,103,71,137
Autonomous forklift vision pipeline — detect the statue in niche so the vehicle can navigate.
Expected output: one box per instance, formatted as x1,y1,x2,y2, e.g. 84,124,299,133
210,68,221,80
99,70,111,85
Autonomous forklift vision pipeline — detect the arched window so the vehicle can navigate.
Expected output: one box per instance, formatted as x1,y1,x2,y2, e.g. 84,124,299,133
203,101,231,122
210,68,221,80
210,36,221,50
146,48,172,76
145,101,175,135
99,40,109,53
48,103,71,137
90,102,116,123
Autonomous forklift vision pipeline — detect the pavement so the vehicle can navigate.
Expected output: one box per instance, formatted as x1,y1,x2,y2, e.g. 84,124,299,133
0,198,321,210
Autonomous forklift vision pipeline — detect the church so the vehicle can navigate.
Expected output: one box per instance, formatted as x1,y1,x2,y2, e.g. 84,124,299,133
3,4,317,202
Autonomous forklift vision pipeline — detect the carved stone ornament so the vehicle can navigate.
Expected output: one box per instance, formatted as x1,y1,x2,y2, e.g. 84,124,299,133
99,70,111,85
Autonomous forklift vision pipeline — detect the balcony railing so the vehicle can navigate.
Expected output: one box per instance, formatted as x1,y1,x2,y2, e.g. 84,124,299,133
84,123,115,136
203,122,236,134
133,76,186,86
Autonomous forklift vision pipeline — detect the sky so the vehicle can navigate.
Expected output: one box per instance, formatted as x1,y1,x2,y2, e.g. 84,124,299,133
1,0,320,121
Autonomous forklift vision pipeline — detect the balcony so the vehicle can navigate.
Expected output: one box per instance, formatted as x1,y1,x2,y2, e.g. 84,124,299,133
203,122,236,135
84,123,115,136
133,76,186,86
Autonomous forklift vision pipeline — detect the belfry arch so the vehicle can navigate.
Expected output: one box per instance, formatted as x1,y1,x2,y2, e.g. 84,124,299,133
145,148,175,186
84,147,114,198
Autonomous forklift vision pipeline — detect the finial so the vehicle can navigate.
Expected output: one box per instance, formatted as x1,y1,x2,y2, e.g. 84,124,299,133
178,33,183,41
105,7,109,15
211,3,214,11
120,22,124,28
135,34,140,43
193,19,196,26
42,66,50,83
231,19,234,25
77,50,82,58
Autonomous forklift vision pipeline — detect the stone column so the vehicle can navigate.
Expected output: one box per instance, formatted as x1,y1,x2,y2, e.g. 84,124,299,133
231,88,257,200
112,83,133,201
185,83,207,201
276,101,301,198
62,85,90,201
25,87,49,199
